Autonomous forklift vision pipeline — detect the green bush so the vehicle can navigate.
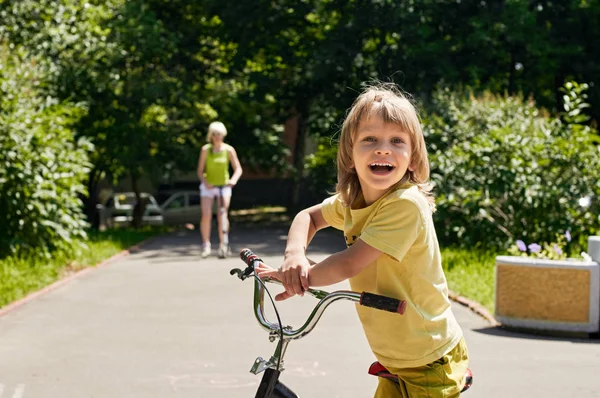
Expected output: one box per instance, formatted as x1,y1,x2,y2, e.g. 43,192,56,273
301,84,600,250
304,136,338,202
0,45,92,256
424,83,600,249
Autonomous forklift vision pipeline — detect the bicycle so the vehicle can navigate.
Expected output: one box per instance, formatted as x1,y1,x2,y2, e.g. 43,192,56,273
230,248,473,398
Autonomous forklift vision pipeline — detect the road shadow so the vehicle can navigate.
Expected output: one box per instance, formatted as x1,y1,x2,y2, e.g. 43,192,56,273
127,226,347,262
473,325,600,344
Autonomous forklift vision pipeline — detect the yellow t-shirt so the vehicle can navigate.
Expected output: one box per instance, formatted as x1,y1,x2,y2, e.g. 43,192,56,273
321,185,463,369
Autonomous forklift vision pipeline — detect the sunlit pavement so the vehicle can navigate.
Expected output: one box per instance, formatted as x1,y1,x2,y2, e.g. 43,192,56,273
0,228,599,397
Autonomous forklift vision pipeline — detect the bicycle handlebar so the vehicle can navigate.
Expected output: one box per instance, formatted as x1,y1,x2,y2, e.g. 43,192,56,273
231,248,406,341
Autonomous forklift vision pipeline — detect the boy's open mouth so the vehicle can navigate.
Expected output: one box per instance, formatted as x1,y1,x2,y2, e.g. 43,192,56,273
369,162,395,174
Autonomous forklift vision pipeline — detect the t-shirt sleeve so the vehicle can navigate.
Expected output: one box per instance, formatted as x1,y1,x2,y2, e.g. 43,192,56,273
321,194,345,231
360,198,422,262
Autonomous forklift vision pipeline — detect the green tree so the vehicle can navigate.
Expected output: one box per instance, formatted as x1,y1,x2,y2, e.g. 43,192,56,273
2,0,239,226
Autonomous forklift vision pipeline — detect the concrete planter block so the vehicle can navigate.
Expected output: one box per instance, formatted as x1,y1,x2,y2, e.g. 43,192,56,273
589,236,600,263
495,245,600,333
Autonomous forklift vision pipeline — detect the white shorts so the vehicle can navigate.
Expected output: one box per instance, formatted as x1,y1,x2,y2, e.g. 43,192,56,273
199,183,232,198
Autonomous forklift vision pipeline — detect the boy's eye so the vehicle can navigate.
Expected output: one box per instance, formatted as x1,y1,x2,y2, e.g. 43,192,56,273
364,136,377,142
391,137,405,144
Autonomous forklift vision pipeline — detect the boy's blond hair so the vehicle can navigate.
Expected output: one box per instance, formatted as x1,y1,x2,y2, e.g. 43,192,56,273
206,121,228,142
336,84,435,210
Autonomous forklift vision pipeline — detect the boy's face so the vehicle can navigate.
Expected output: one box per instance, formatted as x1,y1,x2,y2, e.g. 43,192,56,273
352,113,414,205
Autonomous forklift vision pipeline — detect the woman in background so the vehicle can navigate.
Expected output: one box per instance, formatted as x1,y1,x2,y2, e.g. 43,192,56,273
196,121,243,258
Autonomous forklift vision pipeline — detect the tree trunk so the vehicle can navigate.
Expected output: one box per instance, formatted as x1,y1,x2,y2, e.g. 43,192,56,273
290,103,308,212
85,168,102,229
131,172,146,229
508,49,516,95
554,68,565,114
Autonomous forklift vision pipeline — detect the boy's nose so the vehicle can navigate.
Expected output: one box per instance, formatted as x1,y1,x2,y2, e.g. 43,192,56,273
376,145,391,155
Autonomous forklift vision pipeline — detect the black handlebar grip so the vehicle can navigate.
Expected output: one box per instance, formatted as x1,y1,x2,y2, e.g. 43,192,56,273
239,248,262,266
360,292,406,314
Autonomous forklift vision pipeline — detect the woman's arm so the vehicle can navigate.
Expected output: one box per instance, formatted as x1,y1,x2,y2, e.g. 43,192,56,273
227,145,243,186
196,146,211,187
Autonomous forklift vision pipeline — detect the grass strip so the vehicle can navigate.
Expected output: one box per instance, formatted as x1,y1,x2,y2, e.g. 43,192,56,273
441,246,496,313
0,227,165,309
1,221,500,315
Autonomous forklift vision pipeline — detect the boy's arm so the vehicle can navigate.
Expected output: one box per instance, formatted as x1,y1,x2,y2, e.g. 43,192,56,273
307,239,382,287
279,204,330,297
259,238,383,301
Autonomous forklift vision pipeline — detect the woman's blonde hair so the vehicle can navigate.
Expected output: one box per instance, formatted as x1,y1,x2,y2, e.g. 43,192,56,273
206,121,228,142
335,83,435,211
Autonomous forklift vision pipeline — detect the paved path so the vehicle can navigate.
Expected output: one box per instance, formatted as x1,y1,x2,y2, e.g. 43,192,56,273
0,228,599,397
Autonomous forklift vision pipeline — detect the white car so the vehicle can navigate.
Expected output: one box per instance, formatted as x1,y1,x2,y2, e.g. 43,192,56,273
99,192,164,228
160,191,202,226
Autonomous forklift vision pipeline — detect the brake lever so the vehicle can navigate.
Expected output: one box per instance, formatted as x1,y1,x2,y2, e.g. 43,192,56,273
230,265,254,280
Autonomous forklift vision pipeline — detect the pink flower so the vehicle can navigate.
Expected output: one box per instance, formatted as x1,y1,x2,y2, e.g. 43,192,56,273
553,244,563,255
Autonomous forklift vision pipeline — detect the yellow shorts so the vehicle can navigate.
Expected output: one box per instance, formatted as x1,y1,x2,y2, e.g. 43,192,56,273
374,337,469,398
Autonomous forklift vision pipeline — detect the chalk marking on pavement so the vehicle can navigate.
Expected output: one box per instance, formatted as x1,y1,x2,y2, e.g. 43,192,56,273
285,361,327,378
165,374,191,391
12,384,25,398
209,380,256,389
0,384,25,398
208,375,255,389
162,373,257,390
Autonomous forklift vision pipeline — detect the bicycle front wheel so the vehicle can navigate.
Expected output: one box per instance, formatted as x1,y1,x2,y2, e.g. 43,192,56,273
272,380,299,398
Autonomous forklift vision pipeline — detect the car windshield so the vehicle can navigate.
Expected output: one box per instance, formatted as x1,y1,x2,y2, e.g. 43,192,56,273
116,194,158,207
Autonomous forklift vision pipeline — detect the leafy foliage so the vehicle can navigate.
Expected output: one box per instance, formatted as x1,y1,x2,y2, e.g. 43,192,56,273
0,45,92,256
303,82,600,249
2,0,600,240
303,136,338,204
424,82,600,248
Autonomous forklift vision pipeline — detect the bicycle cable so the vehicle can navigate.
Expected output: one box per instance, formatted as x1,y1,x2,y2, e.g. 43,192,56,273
252,274,284,370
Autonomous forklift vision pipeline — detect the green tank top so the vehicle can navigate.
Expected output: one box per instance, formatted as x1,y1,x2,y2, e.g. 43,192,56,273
204,144,230,186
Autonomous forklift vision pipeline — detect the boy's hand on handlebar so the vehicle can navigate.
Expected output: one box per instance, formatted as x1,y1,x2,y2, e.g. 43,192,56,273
280,253,310,298
254,263,295,301
255,262,280,280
